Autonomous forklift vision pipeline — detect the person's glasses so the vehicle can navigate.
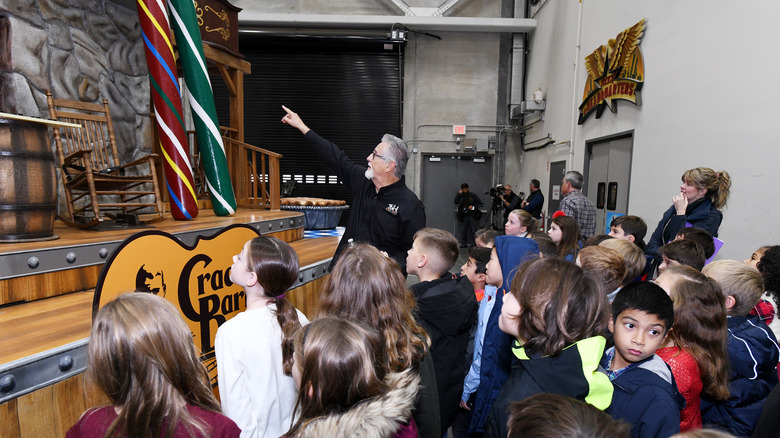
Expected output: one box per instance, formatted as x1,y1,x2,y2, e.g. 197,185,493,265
371,150,389,161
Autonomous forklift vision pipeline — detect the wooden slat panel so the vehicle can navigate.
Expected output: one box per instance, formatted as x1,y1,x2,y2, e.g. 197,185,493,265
17,385,56,437
0,266,102,304
53,375,87,436
0,398,21,437
287,275,328,319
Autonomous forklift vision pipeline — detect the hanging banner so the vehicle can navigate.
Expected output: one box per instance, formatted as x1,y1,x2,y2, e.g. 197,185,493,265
579,19,646,125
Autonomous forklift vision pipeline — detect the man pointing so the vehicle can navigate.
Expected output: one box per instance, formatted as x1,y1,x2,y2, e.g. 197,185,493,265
282,105,425,273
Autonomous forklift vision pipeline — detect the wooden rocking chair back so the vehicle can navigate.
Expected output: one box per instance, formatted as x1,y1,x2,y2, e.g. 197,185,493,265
46,90,165,227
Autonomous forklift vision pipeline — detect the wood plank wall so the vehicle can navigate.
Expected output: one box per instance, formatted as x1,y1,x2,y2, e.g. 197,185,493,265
0,373,108,438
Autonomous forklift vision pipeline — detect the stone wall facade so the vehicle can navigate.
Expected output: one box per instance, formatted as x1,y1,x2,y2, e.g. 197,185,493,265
1,0,152,171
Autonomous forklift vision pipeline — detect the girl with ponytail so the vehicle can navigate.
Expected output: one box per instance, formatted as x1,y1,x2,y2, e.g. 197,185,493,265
216,236,308,438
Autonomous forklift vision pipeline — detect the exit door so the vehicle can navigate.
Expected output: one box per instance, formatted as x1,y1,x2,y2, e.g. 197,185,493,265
585,134,633,235
420,155,493,235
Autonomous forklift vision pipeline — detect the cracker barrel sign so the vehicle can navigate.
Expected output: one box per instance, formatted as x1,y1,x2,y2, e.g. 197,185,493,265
94,224,260,386
578,19,646,124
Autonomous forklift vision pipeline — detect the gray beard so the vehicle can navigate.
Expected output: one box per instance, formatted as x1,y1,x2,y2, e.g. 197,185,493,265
364,167,374,180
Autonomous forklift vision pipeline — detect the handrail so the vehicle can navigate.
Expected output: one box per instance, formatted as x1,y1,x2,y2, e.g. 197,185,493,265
221,136,282,210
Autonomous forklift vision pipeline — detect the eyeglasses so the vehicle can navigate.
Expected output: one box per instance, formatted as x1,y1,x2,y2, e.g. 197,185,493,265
371,150,389,161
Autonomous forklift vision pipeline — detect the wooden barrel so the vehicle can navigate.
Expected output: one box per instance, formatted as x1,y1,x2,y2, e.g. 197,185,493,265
0,118,58,241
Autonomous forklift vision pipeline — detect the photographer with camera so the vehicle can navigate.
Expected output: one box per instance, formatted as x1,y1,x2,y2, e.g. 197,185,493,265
498,184,521,221
454,183,484,247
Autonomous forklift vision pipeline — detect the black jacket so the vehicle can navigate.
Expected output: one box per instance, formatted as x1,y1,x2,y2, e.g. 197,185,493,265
522,189,544,219
411,274,478,434
304,130,425,272
454,191,483,221
486,337,614,438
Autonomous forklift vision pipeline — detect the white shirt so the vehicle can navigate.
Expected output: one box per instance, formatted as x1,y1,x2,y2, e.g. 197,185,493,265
215,304,309,438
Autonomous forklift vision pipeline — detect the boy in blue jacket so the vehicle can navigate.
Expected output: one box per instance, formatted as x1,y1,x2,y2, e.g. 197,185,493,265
465,235,538,436
602,282,685,438
702,260,780,437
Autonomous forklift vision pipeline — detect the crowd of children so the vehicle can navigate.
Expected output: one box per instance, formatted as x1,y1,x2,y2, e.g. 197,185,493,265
67,165,780,438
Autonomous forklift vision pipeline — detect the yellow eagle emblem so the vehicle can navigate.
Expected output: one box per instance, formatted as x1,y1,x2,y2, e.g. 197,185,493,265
579,19,646,124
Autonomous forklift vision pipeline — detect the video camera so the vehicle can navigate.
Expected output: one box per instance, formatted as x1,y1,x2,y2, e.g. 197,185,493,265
487,185,506,209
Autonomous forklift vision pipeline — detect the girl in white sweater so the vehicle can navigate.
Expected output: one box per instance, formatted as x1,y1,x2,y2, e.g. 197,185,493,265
215,236,308,438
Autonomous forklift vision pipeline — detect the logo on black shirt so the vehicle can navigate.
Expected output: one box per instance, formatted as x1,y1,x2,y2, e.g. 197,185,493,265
386,203,399,215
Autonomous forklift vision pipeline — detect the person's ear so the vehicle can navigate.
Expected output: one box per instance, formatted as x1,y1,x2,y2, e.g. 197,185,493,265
627,235,636,243
418,253,428,269
476,272,486,283
246,271,258,288
725,295,736,310
307,383,314,398
608,316,615,334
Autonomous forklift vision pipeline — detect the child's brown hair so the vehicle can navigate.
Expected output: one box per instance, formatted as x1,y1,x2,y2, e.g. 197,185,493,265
660,239,706,271
508,258,608,356
662,265,730,400
675,227,715,259
611,215,647,247
578,246,627,293
599,238,646,284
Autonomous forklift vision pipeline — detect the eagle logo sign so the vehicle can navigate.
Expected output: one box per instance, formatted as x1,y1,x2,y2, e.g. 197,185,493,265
579,19,646,124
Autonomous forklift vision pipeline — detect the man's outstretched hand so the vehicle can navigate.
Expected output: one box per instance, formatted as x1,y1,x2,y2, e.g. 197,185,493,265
281,105,310,135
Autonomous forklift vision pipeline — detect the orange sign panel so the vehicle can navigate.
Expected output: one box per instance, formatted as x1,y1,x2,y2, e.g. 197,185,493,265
94,224,260,385
579,19,646,124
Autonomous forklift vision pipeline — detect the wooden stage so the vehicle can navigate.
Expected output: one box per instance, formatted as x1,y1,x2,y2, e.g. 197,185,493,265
0,208,340,436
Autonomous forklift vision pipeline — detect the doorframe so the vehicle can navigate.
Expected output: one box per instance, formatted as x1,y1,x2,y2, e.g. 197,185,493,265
583,130,635,207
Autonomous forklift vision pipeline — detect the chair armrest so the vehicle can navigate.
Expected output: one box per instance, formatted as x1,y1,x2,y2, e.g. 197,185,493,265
118,154,159,169
62,149,92,165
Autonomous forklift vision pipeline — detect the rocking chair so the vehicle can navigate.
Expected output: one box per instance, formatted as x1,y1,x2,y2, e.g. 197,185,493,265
46,90,165,228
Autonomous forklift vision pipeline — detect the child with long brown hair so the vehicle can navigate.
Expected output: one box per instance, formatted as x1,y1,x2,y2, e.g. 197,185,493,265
67,293,240,438
285,316,419,437
654,265,731,432
215,236,308,438
486,257,613,437
548,215,581,261
316,244,436,437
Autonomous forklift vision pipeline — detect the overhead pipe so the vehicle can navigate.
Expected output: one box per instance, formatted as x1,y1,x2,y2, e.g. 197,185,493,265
238,13,536,33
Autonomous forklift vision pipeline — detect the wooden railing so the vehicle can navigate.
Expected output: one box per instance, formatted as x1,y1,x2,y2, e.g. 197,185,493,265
222,136,282,210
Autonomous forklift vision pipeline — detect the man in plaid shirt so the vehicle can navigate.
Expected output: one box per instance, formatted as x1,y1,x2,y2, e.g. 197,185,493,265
559,170,597,239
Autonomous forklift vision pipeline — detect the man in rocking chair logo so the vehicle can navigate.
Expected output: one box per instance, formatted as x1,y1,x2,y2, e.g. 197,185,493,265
454,183,483,248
